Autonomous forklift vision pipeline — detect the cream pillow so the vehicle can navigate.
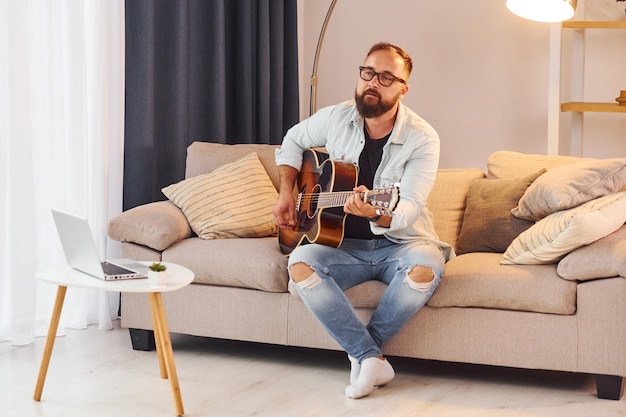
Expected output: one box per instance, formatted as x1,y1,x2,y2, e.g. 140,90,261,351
162,152,278,239
511,158,626,221
557,225,626,281
501,192,626,265
107,201,192,250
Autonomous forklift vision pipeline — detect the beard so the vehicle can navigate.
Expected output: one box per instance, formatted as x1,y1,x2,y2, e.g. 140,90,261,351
354,88,401,119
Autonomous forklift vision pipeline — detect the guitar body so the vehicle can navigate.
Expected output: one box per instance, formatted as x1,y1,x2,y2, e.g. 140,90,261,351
278,149,357,255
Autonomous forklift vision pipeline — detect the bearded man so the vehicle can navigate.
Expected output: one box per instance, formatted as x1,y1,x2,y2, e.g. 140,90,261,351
273,42,452,399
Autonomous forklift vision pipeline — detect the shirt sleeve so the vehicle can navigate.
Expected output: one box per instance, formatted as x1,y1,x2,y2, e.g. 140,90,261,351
275,105,336,170
371,135,440,235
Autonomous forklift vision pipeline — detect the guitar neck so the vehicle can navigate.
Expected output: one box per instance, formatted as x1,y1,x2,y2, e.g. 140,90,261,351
302,191,381,209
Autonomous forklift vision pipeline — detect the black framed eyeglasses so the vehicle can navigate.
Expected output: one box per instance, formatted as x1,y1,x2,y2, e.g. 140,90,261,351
359,66,406,87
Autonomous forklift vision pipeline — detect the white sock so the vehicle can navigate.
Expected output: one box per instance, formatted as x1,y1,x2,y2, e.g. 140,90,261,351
348,355,360,385
344,357,395,399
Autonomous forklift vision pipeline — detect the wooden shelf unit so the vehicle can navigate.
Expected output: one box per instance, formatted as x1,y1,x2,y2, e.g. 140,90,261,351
561,102,626,113
560,20,626,114
562,21,626,29
548,14,626,155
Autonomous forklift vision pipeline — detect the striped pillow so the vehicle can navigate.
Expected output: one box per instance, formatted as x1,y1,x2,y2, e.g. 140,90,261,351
162,152,278,240
501,192,626,265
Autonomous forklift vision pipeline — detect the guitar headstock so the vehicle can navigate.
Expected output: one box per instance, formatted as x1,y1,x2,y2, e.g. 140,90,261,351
365,184,400,214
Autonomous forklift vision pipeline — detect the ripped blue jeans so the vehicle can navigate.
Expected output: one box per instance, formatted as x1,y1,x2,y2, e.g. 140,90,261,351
288,238,445,363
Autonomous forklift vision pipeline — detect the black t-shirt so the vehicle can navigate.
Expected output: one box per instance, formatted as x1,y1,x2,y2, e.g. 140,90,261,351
343,129,390,240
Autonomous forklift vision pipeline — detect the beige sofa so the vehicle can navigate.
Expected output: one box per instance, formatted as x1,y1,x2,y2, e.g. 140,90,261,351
108,142,626,400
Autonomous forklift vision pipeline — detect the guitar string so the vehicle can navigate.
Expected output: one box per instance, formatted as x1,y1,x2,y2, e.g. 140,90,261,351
297,190,393,207
298,191,388,202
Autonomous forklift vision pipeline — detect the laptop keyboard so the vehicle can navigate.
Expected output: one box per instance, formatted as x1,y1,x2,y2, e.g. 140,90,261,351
101,261,135,275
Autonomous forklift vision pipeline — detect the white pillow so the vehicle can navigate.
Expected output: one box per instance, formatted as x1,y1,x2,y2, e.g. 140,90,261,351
501,192,626,265
162,152,278,240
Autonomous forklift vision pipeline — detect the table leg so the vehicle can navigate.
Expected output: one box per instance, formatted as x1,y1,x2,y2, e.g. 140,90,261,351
33,285,67,401
148,292,184,416
149,295,167,379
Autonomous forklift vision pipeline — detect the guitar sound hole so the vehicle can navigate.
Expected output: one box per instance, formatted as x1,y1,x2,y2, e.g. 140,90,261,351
306,184,322,217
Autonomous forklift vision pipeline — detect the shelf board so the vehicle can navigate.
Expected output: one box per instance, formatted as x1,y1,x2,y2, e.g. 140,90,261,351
563,21,626,29
561,102,626,113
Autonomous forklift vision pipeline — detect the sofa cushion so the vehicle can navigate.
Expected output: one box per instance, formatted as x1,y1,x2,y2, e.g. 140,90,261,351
427,168,485,251
289,253,577,315
427,253,577,315
512,159,626,221
502,192,626,265
557,225,626,281
162,152,278,240
163,236,289,292
455,169,545,255
107,201,193,251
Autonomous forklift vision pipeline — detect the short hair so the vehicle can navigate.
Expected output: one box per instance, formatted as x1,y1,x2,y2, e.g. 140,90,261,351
367,42,413,78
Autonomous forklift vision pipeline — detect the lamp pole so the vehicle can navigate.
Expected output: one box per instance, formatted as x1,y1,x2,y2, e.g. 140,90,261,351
309,0,338,116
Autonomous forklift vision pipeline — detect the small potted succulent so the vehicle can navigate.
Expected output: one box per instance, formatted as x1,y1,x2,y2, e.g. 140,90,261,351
148,262,167,284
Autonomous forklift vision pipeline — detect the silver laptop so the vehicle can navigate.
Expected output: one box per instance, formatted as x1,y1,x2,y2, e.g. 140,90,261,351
51,208,148,280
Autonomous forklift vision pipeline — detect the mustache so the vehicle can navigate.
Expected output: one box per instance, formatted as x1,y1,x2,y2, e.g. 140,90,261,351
362,88,380,98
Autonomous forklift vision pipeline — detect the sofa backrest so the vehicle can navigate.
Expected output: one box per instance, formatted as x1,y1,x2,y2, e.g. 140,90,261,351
185,141,489,250
487,150,595,179
189,144,619,250
488,149,626,191
186,142,281,189
428,168,485,250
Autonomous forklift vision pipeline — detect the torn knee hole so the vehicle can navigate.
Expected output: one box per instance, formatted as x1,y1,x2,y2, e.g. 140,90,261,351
289,262,315,283
405,265,434,292
290,266,322,289
408,265,434,283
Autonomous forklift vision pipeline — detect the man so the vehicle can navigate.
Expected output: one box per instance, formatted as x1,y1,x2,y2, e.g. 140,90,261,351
272,42,453,399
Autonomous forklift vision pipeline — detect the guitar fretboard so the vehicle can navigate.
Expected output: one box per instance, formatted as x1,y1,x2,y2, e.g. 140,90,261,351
297,190,392,210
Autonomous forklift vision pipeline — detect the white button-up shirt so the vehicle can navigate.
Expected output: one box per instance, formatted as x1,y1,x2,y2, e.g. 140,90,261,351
276,99,454,260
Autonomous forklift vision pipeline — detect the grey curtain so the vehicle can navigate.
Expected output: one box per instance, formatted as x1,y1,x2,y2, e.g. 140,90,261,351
123,0,299,210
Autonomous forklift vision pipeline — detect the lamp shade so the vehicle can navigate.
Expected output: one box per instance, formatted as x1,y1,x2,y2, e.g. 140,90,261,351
506,0,577,22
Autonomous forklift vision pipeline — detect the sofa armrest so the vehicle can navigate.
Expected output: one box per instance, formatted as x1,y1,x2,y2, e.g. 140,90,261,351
107,201,192,251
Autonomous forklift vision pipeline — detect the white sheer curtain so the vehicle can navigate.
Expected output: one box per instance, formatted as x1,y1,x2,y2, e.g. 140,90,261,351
0,0,125,345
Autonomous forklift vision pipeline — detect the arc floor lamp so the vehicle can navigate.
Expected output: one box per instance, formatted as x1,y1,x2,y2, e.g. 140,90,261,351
506,0,577,22
309,0,339,116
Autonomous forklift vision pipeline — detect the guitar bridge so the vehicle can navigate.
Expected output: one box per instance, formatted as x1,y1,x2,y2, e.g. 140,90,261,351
295,192,302,212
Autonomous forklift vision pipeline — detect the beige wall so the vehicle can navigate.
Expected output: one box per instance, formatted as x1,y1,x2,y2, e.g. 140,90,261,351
297,0,626,169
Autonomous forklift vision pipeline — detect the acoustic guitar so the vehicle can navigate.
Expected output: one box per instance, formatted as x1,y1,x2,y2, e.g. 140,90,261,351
278,149,399,255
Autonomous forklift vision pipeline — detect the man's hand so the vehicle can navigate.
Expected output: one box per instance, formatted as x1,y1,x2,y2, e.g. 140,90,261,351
273,165,299,230
344,185,378,219
273,192,297,230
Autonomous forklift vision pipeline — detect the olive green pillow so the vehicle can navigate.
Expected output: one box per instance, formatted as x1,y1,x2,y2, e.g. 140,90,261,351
456,169,546,255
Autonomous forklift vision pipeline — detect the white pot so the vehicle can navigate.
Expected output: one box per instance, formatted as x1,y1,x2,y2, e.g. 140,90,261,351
148,270,167,285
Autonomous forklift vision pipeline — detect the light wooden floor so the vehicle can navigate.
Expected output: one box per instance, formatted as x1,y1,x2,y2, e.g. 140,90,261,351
2,320,625,417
